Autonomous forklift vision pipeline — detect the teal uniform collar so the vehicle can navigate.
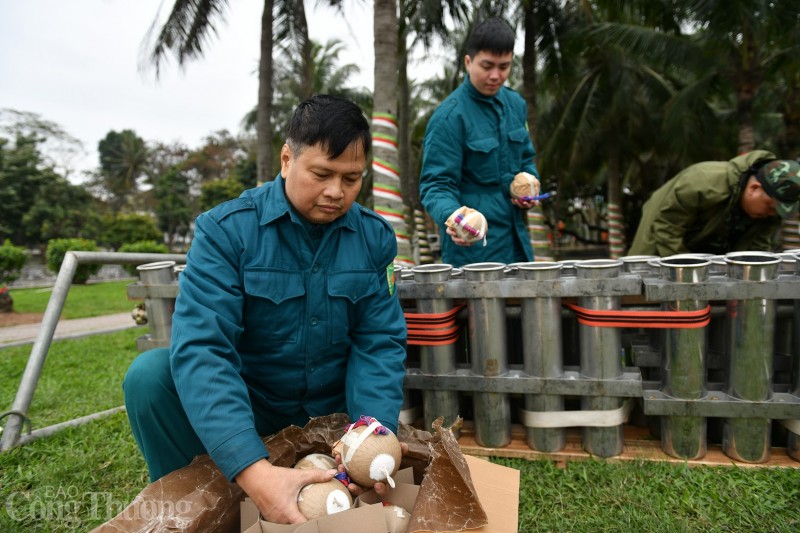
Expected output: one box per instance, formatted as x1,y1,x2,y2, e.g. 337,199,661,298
259,175,357,233
463,76,503,103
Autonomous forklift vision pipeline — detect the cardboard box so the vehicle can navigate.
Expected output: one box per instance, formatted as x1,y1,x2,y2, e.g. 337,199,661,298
244,502,386,533
241,457,519,533
90,414,519,532
459,455,520,533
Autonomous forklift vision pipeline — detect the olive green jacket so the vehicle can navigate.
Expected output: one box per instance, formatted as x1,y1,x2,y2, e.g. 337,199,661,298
628,150,781,257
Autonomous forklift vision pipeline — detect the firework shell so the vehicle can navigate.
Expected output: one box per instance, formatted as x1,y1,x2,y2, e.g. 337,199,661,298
337,424,402,487
510,172,540,200
445,206,488,244
293,453,337,470
296,478,353,520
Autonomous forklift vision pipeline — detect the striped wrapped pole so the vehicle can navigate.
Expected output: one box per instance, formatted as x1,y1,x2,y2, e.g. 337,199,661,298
413,209,435,264
527,206,554,261
607,202,625,259
780,213,800,250
371,112,414,268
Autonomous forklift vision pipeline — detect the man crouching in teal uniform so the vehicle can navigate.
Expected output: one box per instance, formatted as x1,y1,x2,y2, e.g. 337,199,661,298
123,95,408,524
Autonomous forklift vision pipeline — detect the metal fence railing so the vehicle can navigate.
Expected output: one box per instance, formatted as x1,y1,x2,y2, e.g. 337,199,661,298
0,251,186,452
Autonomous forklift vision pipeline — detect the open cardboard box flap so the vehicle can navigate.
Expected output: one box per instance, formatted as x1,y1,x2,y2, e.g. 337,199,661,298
92,414,519,533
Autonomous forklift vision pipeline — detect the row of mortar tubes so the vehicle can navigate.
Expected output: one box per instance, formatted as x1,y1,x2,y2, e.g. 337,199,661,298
394,251,800,463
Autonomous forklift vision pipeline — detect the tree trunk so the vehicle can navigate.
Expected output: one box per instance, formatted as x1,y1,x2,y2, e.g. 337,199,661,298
779,73,800,159
523,1,555,261
398,1,430,264
737,103,756,155
373,0,414,267
735,40,760,154
294,0,313,99
522,1,538,130
257,0,274,184
606,151,625,258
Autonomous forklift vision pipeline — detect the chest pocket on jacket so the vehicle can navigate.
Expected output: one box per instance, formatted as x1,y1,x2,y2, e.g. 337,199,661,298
244,268,305,344
465,136,500,184
507,127,531,168
327,271,380,345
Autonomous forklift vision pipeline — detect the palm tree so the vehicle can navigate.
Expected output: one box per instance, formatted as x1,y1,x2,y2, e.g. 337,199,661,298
242,37,372,180
143,0,282,183
372,0,414,266
274,1,312,100
95,129,149,214
681,0,799,154
399,0,470,263
534,1,689,257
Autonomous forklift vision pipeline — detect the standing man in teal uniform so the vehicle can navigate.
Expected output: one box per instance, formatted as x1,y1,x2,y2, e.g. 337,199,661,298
420,17,542,267
123,95,407,524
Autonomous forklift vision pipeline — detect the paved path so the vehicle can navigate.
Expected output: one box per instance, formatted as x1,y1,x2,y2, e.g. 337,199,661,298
0,312,138,348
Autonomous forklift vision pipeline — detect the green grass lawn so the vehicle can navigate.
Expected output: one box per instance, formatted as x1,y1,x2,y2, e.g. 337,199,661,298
1,282,799,531
9,280,136,319
0,329,147,532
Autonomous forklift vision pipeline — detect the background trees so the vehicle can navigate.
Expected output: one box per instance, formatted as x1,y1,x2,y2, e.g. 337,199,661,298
94,129,149,213
5,0,799,262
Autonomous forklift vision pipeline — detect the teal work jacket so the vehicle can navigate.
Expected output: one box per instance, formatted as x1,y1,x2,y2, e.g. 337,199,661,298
169,177,407,481
420,78,540,267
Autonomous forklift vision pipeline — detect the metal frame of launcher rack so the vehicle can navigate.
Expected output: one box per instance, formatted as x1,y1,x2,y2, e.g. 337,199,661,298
126,253,800,465
0,252,186,453
6,250,799,468
398,253,800,465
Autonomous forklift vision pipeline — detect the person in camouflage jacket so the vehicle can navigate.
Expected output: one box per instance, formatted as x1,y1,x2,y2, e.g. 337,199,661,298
629,151,800,257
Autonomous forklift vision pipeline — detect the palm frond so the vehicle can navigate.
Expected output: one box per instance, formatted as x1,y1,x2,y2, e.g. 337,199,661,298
141,0,230,77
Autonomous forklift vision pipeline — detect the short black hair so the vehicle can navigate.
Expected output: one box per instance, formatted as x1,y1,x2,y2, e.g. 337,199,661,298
466,17,516,58
286,94,371,159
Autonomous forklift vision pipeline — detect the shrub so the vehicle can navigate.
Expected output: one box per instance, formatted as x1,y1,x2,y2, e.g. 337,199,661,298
102,214,163,250
0,239,28,285
45,238,101,284
118,240,170,276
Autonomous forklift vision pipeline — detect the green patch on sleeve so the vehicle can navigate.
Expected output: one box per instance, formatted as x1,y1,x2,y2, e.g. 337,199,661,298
386,263,396,296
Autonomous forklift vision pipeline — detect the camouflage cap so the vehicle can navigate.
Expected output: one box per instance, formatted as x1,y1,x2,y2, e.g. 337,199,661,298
756,160,800,217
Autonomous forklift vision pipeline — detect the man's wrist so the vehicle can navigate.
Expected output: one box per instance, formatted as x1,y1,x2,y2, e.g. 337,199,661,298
236,458,271,493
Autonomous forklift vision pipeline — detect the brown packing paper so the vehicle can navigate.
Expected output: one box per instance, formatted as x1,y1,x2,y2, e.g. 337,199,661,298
91,414,351,533
407,418,487,532
92,414,490,533
90,455,243,533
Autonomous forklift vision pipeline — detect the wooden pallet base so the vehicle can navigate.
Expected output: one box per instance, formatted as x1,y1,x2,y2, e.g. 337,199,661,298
455,422,800,468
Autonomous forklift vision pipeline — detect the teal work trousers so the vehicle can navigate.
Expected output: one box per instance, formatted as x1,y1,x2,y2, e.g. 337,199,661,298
123,348,310,482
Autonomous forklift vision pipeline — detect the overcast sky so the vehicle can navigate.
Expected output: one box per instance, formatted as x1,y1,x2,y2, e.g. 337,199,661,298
0,0,375,180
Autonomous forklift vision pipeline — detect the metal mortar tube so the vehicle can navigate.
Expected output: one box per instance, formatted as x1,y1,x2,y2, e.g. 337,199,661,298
709,256,727,276
395,265,417,426
705,256,728,371
575,259,625,457
136,261,177,344
775,253,797,372
658,255,710,460
722,251,781,463
411,264,460,436
517,261,566,452
621,255,661,277
463,262,510,448
789,253,800,461
558,260,579,362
